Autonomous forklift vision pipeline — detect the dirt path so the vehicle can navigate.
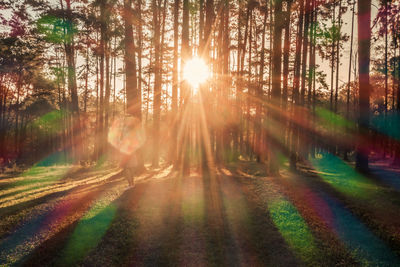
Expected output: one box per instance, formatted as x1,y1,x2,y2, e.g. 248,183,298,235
1,161,400,266
73,170,301,266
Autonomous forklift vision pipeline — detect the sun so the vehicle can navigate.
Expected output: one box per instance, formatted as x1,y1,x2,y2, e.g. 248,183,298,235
183,57,210,91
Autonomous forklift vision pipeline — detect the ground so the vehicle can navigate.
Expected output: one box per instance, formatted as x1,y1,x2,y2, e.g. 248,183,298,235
0,156,400,266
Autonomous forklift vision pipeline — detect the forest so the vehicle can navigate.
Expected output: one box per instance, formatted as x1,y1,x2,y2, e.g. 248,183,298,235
1,0,400,266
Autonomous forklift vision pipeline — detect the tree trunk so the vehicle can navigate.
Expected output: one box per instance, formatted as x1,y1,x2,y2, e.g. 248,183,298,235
300,0,310,105
346,0,355,119
64,0,80,161
124,0,139,117
334,0,342,114
290,0,304,169
257,6,268,162
394,43,400,165
269,0,283,175
137,0,143,118
170,0,180,164
307,0,314,107
330,3,335,111
199,0,204,49
282,2,291,111
152,0,161,167
356,0,371,172
14,74,22,158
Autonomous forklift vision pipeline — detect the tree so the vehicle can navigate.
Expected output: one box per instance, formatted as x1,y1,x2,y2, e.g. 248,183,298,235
269,0,284,175
356,0,372,172
152,0,162,167
124,0,139,117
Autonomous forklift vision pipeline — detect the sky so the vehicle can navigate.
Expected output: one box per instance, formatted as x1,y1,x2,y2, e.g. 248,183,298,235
320,0,380,90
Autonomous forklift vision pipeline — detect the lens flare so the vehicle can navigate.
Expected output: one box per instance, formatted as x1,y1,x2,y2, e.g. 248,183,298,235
183,57,209,90
108,117,146,155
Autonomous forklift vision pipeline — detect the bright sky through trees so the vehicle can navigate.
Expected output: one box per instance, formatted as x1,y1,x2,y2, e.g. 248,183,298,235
183,57,210,92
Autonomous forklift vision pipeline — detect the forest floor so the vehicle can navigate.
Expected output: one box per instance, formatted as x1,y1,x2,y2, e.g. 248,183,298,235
0,155,400,266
